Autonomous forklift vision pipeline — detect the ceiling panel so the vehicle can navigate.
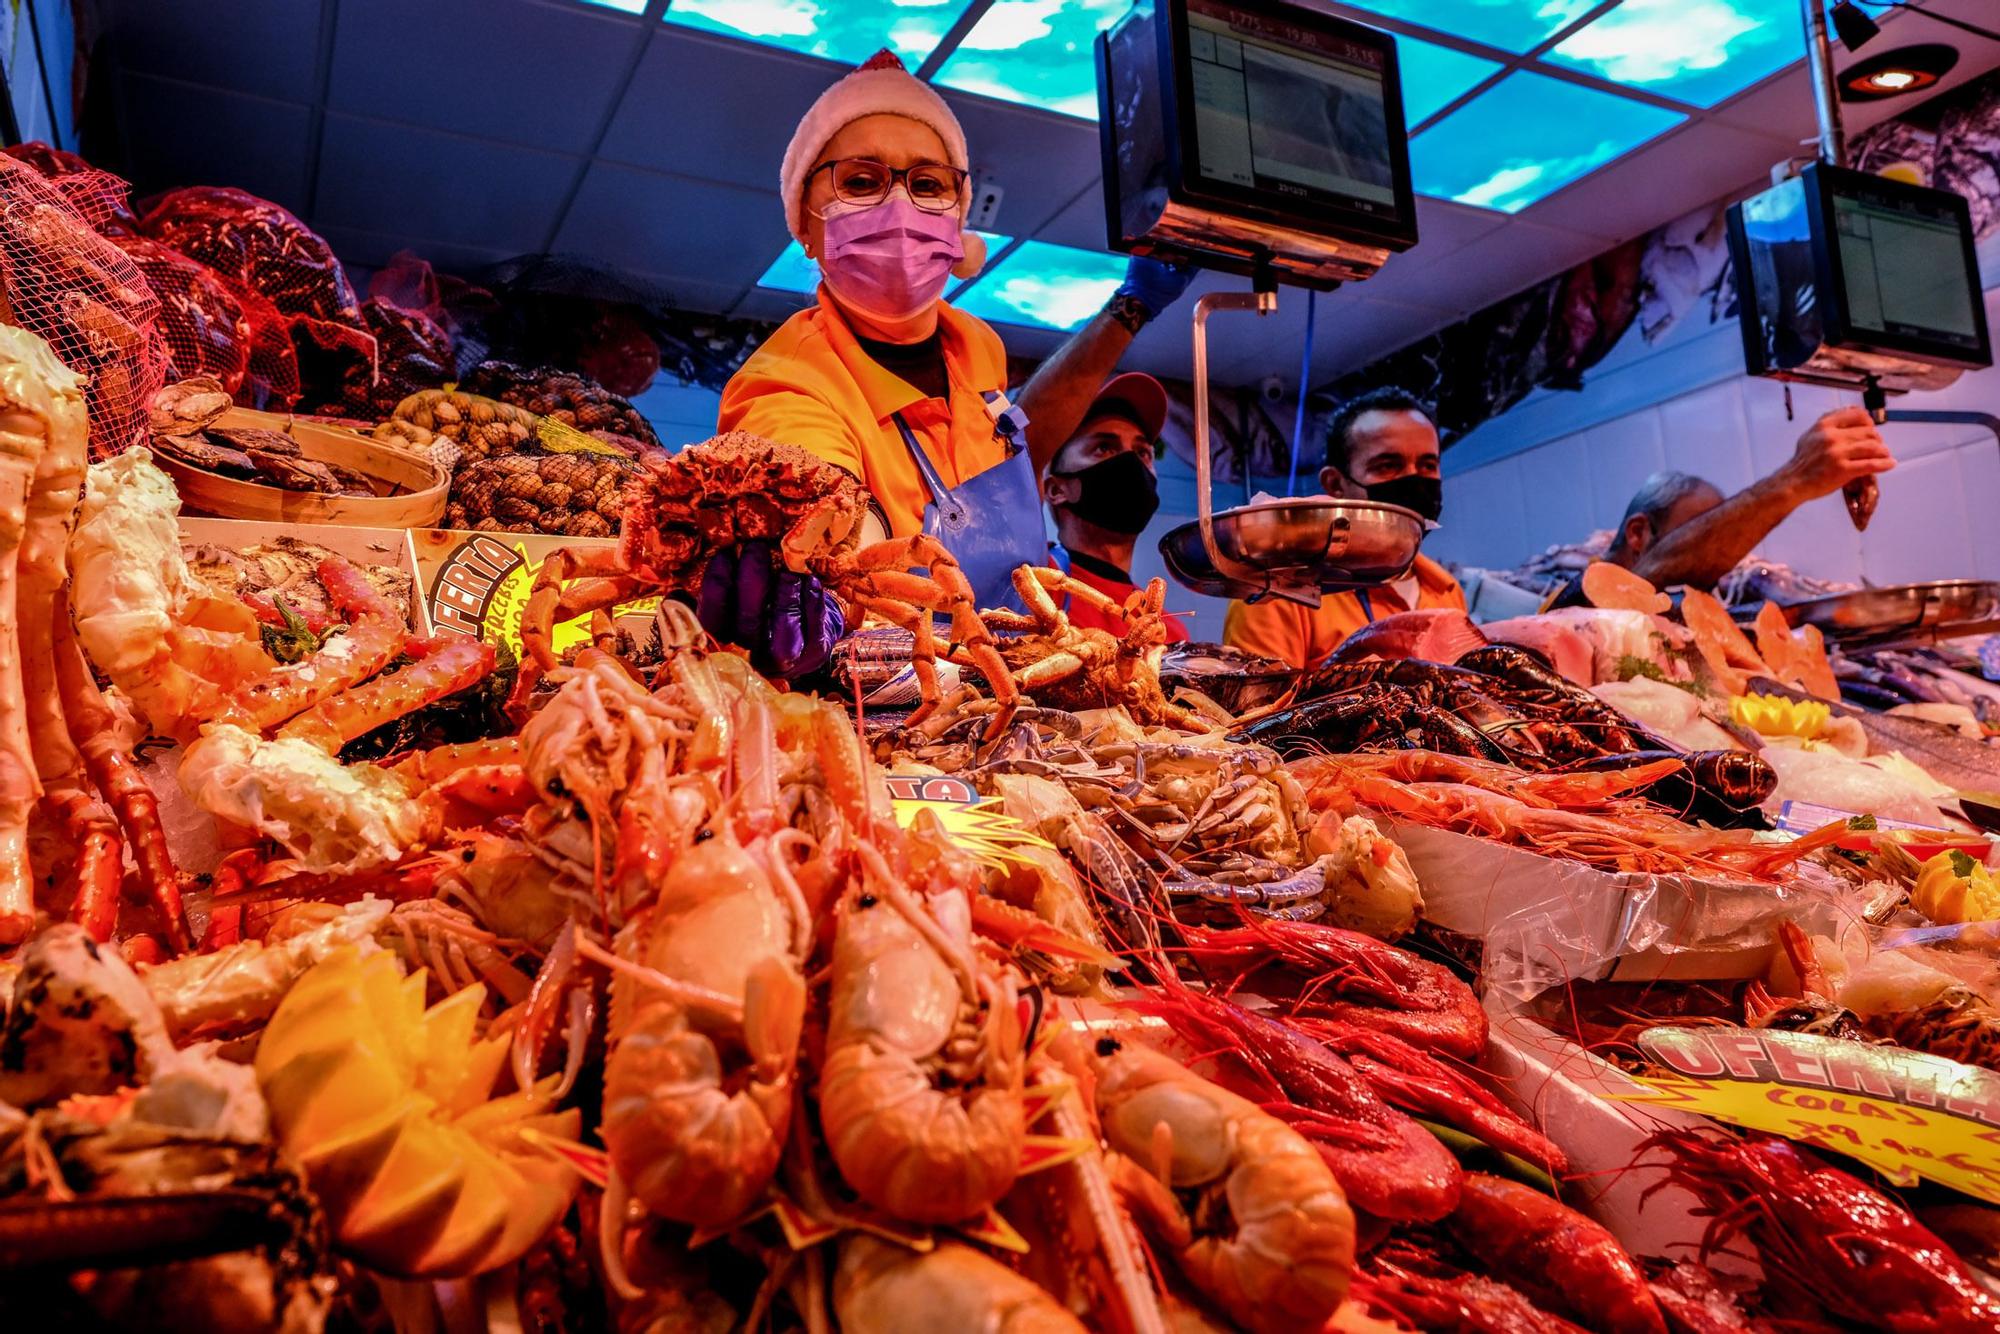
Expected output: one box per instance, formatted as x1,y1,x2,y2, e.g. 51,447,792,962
1544,0,1805,108
96,0,320,102
945,92,1104,234
315,114,579,251
552,161,788,295
952,238,1129,332
316,223,517,276
327,0,638,153
661,0,974,68
1412,71,1688,213
1370,216,1608,314
598,29,843,189
1544,118,1793,241
1398,33,1504,125
933,0,1127,119
116,74,314,213
1337,0,1600,54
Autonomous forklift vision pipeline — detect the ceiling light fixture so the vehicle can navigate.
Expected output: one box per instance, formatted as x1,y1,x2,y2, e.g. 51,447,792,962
1839,41,1959,100
1829,1,1881,52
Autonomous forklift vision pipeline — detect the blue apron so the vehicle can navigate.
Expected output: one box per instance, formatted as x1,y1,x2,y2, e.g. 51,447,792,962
892,388,1043,613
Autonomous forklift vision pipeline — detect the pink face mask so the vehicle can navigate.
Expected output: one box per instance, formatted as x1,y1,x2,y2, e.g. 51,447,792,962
816,193,964,324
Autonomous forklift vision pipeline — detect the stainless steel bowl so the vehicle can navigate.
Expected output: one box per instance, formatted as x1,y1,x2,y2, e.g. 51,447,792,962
1777,580,2000,647
1159,498,1426,602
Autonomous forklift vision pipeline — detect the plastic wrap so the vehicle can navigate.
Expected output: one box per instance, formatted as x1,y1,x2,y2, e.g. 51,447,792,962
1389,820,1856,1000
0,155,169,456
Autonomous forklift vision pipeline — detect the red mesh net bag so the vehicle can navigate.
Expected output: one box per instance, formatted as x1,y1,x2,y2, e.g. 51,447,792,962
2,141,140,234
136,186,376,400
325,297,452,418
0,154,168,457
110,233,302,408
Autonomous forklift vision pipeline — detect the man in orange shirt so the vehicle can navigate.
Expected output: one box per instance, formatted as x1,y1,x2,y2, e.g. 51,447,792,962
1224,387,1464,669
1043,371,1189,643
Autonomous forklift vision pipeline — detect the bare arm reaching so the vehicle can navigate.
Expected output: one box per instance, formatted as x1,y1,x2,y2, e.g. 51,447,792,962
1629,407,1895,589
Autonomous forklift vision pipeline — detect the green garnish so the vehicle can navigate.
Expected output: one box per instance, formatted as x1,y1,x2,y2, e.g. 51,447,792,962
259,595,322,664
1616,655,1671,684
1847,814,1878,831
1949,849,1978,878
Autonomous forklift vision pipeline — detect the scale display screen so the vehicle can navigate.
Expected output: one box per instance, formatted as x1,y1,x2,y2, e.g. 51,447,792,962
1098,0,1416,287
1725,161,1990,391
1184,1,1397,215
1832,190,1982,350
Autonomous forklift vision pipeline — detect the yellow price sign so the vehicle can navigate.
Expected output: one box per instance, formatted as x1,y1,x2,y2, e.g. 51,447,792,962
884,772,1054,870
1613,1026,2000,1205
425,533,658,657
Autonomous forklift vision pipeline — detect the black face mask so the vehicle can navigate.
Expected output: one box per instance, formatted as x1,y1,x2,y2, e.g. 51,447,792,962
1055,450,1161,535
1363,472,1443,524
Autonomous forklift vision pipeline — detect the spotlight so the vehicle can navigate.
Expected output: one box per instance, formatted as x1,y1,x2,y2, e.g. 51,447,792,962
1840,42,1959,101
1830,0,1881,53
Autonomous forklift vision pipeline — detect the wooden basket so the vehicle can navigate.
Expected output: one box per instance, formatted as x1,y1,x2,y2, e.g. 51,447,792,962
156,407,449,526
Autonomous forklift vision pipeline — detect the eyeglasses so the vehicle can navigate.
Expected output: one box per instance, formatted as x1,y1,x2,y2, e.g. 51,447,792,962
810,158,967,214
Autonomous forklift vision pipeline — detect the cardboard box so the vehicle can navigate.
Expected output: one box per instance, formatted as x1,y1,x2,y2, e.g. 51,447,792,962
179,516,424,632
1484,1009,1761,1277
408,528,659,659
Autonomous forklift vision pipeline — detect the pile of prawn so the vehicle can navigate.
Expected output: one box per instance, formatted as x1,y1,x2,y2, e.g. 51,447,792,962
1296,748,1848,880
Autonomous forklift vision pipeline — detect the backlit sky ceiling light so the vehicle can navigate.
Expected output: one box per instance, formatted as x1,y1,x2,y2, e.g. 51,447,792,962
653,0,1831,225
932,0,1130,120
1545,0,1802,108
1411,70,1685,212
662,0,966,68
948,239,1128,332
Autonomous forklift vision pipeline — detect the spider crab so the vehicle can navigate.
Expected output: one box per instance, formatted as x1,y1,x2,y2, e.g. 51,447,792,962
968,565,1214,732
511,431,1017,725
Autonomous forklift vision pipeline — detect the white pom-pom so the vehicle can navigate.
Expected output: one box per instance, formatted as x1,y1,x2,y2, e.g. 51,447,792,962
951,230,987,280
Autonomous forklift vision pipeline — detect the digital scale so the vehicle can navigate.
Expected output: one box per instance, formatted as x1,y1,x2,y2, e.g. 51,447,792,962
1097,0,1424,606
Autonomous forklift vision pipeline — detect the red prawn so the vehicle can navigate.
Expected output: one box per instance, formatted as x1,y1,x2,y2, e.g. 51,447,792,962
1449,1173,1666,1334
1290,1016,1568,1177
1643,1129,2000,1333
1123,978,1462,1222
1179,917,1489,1061
1354,1244,1593,1334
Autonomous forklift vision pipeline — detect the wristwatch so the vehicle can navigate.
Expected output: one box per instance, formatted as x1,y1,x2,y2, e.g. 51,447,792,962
1106,291,1151,335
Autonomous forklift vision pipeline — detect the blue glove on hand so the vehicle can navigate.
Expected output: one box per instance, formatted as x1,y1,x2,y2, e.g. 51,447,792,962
695,541,846,680
1115,255,1196,321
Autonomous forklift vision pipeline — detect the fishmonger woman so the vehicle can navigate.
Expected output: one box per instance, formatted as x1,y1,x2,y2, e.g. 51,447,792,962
704,50,1189,674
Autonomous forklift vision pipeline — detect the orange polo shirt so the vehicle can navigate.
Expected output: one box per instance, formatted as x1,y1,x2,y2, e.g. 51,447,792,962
718,288,1013,539
1052,552,1191,643
1222,554,1465,671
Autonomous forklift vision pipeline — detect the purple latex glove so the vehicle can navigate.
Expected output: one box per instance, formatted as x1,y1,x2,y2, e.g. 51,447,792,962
696,541,845,679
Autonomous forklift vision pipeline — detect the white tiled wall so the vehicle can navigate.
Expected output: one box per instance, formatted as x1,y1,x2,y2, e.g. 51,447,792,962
1430,285,2000,590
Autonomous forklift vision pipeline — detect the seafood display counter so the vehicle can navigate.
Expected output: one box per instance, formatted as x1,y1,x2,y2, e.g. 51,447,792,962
8,152,2000,1334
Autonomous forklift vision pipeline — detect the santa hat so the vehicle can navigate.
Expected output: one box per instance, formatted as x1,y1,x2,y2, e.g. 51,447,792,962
779,49,986,279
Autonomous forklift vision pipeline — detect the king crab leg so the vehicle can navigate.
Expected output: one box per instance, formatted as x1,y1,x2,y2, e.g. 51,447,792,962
15,347,121,939
54,586,191,953
0,354,50,943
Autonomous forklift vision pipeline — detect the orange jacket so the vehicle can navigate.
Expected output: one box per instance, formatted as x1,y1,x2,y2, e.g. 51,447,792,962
717,289,1014,539
1222,554,1466,670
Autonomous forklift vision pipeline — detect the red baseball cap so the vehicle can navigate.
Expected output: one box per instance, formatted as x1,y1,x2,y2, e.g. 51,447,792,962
1080,371,1169,442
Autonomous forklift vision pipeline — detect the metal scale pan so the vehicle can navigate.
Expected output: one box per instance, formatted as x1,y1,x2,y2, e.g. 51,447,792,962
1156,288,1424,608
1774,580,2000,649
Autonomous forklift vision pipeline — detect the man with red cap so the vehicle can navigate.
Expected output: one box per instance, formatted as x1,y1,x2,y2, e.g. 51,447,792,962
1044,371,1189,642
